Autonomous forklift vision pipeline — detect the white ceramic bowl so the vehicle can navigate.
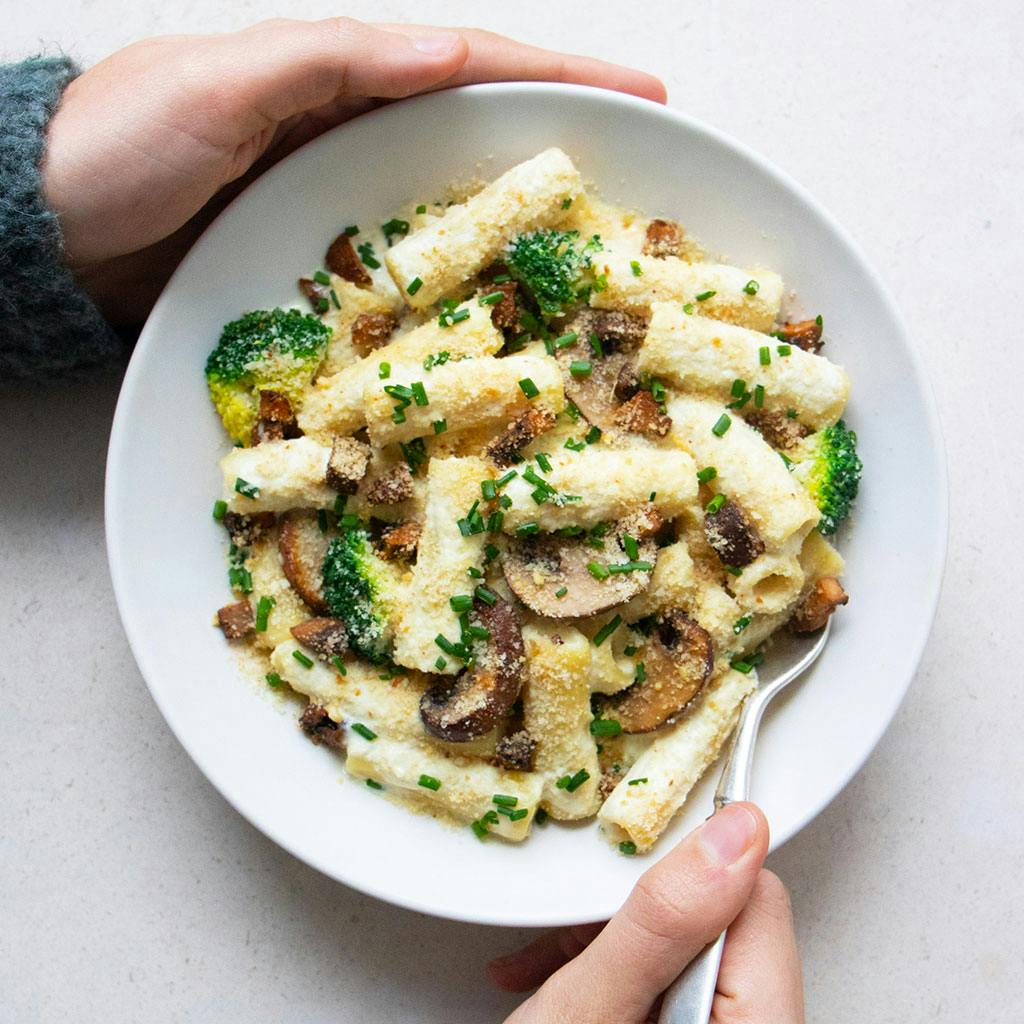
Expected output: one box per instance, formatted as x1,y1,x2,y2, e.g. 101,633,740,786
106,83,947,927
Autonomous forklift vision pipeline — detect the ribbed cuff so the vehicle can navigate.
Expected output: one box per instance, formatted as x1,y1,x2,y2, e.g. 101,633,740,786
0,57,122,382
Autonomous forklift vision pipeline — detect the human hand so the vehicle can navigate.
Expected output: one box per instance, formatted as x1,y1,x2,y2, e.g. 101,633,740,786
490,803,804,1024
40,18,665,326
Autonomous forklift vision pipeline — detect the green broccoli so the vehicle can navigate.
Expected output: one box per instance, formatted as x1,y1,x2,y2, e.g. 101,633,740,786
506,229,602,316
205,308,330,444
321,527,398,664
790,420,863,535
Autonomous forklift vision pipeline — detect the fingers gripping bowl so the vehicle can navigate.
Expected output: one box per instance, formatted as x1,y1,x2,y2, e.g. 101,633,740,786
106,84,946,926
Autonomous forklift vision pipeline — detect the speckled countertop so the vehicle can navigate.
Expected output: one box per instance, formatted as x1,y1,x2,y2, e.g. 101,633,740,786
3,2,1022,1021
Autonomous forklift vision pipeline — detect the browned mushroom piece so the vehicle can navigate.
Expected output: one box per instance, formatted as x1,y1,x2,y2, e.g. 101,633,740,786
613,359,641,402
556,310,649,430
420,598,526,742
222,510,276,548
790,577,849,633
379,521,422,561
605,611,714,733
251,389,301,446
642,218,686,259
325,435,371,494
485,407,557,467
290,617,348,660
743,408,810,450
299,704,346,751
278,510,331,613
325,233,372,287
777,318,824,353
217,600,254,640
493,730,537,771
704,499,765,568
364,463,414,505
487,280,520,331
614,390,673,437
502,509,662,619
350,312,397,354
298,276,332,312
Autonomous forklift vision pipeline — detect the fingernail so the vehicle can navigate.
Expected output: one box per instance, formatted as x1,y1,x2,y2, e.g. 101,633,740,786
699,804,759,865
412,31,460,56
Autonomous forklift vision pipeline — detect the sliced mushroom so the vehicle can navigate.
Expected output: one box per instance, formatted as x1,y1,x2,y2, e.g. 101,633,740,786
743,408,809,450
222,510,276,548
485,407,557,467
777,318,824,353
502,509,662,619
493,729,536,771
325,435,371,494
365,463,414,505
420,598,526,742
251,389,300,445
350,312,397,354
487,281,520,330
642,218,686,258
614,390,672,437
605,610,714,733
298,277,331,312
379,521,422,561
299,704,346,751
556,310,649,430
325,233,372,287
704,499,765,568
790,576,849,633
278,510,331,613
217,600,254,640
290,617,348,660
613,359,641,402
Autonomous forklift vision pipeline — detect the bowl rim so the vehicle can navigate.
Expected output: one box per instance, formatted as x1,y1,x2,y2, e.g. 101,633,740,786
105,80,948,926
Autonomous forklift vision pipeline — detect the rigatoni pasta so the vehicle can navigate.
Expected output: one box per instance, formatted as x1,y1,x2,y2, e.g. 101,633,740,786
206,148,861,852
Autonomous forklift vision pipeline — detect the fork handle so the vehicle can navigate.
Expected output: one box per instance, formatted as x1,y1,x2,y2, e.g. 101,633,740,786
656,690,767,1024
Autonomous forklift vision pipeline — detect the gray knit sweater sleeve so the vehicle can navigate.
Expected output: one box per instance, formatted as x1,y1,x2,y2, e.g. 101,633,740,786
0,57,122,381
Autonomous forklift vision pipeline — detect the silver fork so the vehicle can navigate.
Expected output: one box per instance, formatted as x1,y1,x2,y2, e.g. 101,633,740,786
657,620,833,1024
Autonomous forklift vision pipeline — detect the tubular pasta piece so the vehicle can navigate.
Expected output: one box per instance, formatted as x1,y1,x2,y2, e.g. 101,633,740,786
222,437,335,513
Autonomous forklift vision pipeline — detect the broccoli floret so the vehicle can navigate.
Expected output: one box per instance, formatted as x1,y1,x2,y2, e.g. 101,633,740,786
205,308,330,444
506,229,602,316
790,420,863,535
321,527,398,664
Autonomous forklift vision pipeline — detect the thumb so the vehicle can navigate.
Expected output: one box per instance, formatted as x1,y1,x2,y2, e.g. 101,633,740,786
216,17,468,131
510,803,769,1024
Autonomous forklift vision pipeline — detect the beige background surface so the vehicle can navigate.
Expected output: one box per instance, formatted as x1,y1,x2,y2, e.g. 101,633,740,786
2,1,1022,1021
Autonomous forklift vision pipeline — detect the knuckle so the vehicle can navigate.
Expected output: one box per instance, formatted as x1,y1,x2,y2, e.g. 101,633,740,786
625,872,695,944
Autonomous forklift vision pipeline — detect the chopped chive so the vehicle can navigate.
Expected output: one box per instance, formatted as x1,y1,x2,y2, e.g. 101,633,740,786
754,384,765,408
467,566,483,579
743,279,760,295
587,562,611,581
623,645,638,656
316,509,329,534
415,204,427,215
516,521,540,537
339,513,360,530
706,493,727,515
343,225,359,236
479,290,505,306
449,594,474,613
593,615,622,647
683,302,695,314
730,658,755,674
588,332,605,359
777,343,792,356
418,774,442,791
434,634,465,658
724,565,743,577
484,543,499,561
759,346,771,366
619,840,638,855
433,418,447,434
466,624,490,640
564,769,590,792
649,491,657,501
507,807,529,821
435,655,447,670
624,535,640,561
628,777,649,786
816,314,824,326
779,451,794,469
357,241,380,269
330,288,341,310
292,650,314,669
234,477,259,499
555,586,568,598
331,655,347,675
378,362,391,380
535,808,549,825
352,723,377,741
410,381,428,406
495,470,518,489
481,479,498,501
634,661,646,683
493,273,512,284
366,778,384,790
212,499,228,521
381,218,410,243
696,289,716,302
535,452,553,474
518,378,540,399
590,718,623,737
606,560,653,574
316,296,330,314
265,671,284,689
493,794,518,807
254,595,275,632
697,466,718,484
585,425,602,445
569,360,592,378
561,196,573,209
564,438,586,452
475,585,498,606
471,819,489,839
407,276,423,295
630,260,643,277
554,331,578,349
711,414,731,437
733,615,752,634
731,378,747,398
313,270,331,286
786,408,799,419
